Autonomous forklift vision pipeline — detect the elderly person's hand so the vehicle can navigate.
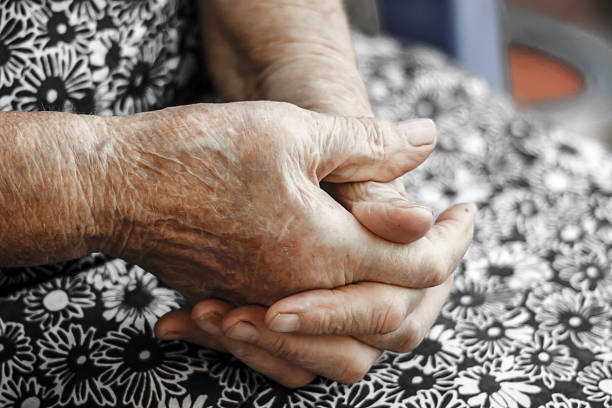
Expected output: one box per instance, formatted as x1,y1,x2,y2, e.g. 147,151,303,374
104,101,473,304
151,99,473,389
152,0,477,387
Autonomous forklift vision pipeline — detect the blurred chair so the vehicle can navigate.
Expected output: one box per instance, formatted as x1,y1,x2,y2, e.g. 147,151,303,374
505,6,612,141
346,0,612,142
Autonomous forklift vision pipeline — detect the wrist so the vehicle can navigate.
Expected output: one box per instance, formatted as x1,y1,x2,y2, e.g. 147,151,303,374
0,112,116,265
255,55,373,117
91,106,217,261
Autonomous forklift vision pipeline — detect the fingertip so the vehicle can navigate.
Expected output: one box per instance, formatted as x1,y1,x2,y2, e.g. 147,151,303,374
458,202,478,230
399,118,438,148
460,202,478,218
153,318,169,339
154,309,191,340
436,202,477,224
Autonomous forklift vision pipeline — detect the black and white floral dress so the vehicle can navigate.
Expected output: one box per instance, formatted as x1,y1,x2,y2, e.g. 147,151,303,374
1,2,612,407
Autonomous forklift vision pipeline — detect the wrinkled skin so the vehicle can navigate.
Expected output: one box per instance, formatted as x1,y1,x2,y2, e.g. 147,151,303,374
103,101,462,307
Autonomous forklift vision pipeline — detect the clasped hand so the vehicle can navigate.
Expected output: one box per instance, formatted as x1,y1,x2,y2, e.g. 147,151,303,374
100,101,475,386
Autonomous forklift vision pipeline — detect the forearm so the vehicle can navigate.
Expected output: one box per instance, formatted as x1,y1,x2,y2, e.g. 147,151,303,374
0,111,113,266
199,0,372,116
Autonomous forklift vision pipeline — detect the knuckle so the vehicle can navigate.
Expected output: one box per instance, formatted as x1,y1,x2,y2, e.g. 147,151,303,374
360,119,386,162
315,308,336,335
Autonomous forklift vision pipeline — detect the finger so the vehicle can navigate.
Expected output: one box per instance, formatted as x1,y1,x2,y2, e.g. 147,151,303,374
315,116,437,183
221,306,381,384
353,202,476,288
155,308,227,351
356,274,454,352
264,282,425,335
191,300,316,388
323,179,433,244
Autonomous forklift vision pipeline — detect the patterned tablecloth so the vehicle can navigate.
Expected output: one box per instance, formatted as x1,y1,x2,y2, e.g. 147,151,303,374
1,33,611,408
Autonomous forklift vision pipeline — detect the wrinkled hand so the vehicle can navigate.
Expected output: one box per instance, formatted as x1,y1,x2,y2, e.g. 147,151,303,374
150,104,474,384
151,91,475,386
104,101,472,306
156,238,465,386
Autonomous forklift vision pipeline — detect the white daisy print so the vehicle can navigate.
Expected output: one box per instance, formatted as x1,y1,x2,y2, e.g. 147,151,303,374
532,288,611,351
516,331,578,389
249,381,330,408
577,360,612,408
319,382,390,408
555,244,612,294
50,0,106,21
442,276,519,324
455,357,540,408
405,390,469,408
467,243,552,290
167,394,212,408
377,361,455,404
0,318,35,378
102,263,181,330
0,10,34,87
14,47,92,112
32,7,94,54
38,325,115,406
0,0,44,18
537,393,591,408
457,308,534,361
198,349,256,395
85,256,128,291
416,167,492,210
109,0,161,25
395,324,464,372
102,38,179,115
97,326,195,408
88,23,143,83
529,161,591,197
0,377,59,408
24,275,95,329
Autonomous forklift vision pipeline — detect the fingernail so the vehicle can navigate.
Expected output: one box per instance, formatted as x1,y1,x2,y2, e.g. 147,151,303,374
196,312,222,334
225,321,258,342
269,313,300,333
401,119,436,146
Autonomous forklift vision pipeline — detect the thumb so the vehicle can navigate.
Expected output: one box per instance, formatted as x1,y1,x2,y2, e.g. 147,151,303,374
315,116,437,183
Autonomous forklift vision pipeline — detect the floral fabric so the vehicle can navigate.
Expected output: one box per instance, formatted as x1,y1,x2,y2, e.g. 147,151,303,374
1,9,612,408
0,0,200,115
